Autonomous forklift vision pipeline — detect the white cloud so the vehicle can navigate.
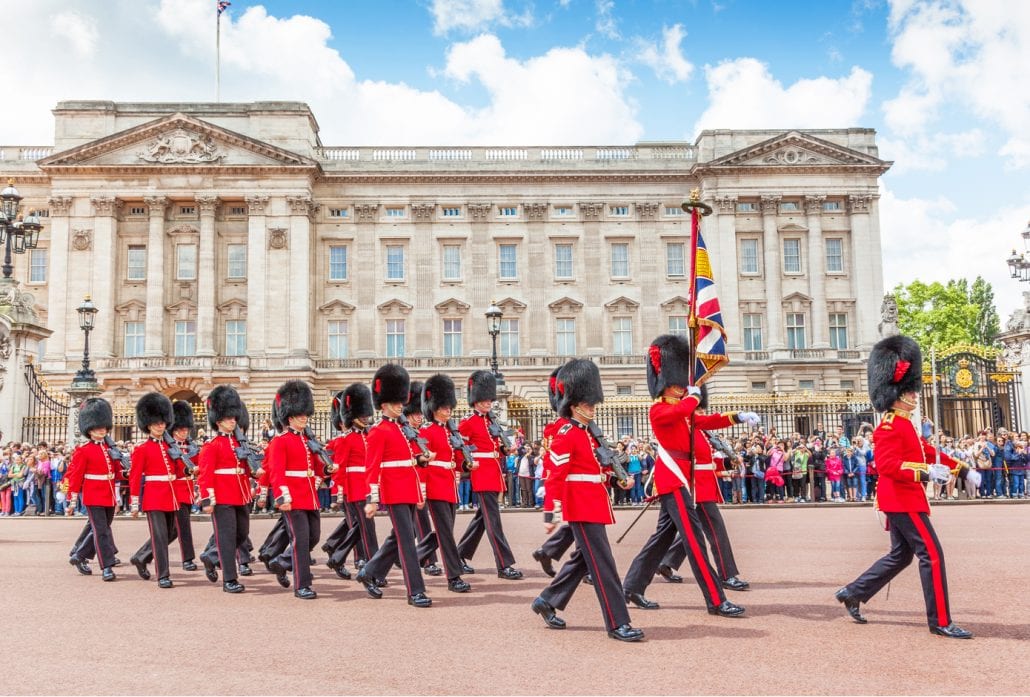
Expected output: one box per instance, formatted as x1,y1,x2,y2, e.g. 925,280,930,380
692,58,872,135
884,0,1030,167
877,129,985,173
429,0,532,35
634,24,694,84
595,0,619,39
52,11,99,57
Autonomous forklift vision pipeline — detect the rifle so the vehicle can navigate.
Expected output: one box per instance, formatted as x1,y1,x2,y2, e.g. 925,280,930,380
232,425,264,474
104,435,132,476
398,414,429,461
446,417,477,472
586,420,630,487
163,431,196,475
302,426,337,474
486,409,516,452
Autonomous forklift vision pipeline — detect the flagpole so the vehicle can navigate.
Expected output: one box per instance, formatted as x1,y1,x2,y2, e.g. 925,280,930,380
216,9,221,102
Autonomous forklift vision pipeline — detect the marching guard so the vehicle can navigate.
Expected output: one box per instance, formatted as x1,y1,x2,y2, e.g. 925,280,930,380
257,398,290,571
835,336,972,639
170,401,198,571
531,364,575,578
321,389,354,580
405,381,442,577
530,359,643,641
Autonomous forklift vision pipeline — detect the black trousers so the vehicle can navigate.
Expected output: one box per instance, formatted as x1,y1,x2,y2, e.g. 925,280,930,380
364,504,425,596
208,504,250,583
323,515,351,554
136,510,176,580
415,499,462,579
278,509,320,589
540,521,631,632
660,501,740,581
539,523,575,561
623,487,725,608
456,491,515,570
259,516,289,562
330,500,378,568
72,506,117,570
414,504,439,566
134,503,197,567
845,511,952,628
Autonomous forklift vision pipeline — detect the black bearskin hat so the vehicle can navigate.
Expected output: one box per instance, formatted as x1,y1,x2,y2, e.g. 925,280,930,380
698,384,709,411
558,359,604,418
78,397,113,438
206,385,245,431
171,400,195,435
238,403,251,434
275,380,315,423
422,374,457,421
270,397,283,433
405,381,423,417
467,370,497,406
547,364,566,413
330,390,346,431
868,335,923,412
646,334,692,398
136,392,174,433
372,364,410,409
339,383,374,429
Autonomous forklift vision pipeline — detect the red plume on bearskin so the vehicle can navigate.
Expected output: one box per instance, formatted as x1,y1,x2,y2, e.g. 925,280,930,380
546,363,567,413
372,364,410,409
557,359,604,418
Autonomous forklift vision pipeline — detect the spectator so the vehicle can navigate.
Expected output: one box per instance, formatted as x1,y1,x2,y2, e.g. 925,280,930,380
843,446,860,502
853,437,871,502
0,453,11,515
626,444,643,504
825,448,844,502
810,441,826,502
518,443,537,509
766,442,786,502
10,453,27,515
790,444,809,502
1012,441,1027,499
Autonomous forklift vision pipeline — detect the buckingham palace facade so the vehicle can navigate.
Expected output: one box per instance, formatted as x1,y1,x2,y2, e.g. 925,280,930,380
1,101,890,408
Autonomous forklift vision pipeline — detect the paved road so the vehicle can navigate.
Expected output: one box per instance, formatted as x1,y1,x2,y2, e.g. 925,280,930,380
1,504,1026,695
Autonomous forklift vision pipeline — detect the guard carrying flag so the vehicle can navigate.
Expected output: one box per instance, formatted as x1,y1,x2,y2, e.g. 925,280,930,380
835,335,972,639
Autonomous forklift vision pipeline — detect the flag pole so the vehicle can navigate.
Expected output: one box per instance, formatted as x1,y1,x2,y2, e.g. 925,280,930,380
216,8,221,102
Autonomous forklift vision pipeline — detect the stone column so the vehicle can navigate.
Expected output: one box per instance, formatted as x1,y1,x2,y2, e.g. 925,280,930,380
245,195,269,357
43,196,73,364
805,195,829,348
410,201,436,355
760,195,784,350
848,194,874,349
196,195,219,357
287,195,314,356
90,196,119,358
143,196,168,357
712,196,741,350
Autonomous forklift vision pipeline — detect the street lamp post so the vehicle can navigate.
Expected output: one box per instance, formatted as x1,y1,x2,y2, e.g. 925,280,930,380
1006,220,1030,282
72,296,99,388
0,180,42,281
485,301,504,385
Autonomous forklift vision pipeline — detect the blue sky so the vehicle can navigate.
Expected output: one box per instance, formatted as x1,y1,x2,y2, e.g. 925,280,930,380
7,0,1030,319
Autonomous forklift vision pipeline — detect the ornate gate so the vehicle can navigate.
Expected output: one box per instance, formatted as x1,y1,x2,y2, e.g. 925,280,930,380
922,344,1021,436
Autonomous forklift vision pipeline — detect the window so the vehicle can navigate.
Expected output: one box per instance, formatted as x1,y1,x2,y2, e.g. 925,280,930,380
841,379,856,391
179,206,196,216
498,244,518,280
442,245,462,281
385,207,405,218
554,243,574,279
385,245,405,281
174,320,196,356
736,202,757,212
127,245,146,281
616,415,634,439
751,381,767,392
664,206,684,216
128,206,146,216
225,320,246,356
780,201,799,212
556,318,576,355
616,385,633,396
499,206,518,217
783,239,802,274
609,205,629,217
822,200,842,212
443,318,463,357
229,205,247,216
669,315,688,338
499,318,519,356
740,239,759,274
799,379,816,391
328,207,349,218
124,322,145,357
441,207,462,217
743,314,763,351
786,313,806,350
554,206,574,217
28,249,47,283
327,320,348,358
826,238,844,273
176,244,197,281
227,244,247,279
829,313,849,349
386,319,405,357
610,243,629,278
329,245,348,281
612,317,632,355
666,242,685,277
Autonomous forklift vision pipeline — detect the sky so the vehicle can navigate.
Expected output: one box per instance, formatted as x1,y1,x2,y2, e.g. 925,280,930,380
6,0,1030,322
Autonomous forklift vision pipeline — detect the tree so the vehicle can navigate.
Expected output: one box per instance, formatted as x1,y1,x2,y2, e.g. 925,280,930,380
893,279,981,352
970,276,1001,346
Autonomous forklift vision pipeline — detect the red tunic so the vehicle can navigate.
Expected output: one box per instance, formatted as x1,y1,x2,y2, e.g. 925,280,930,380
459,411,505,493
548,420,614,525
364,418,423,505
172,439,195,506
65,440,123,507
421,421,459,503
873,410,958,514
266,430,325,511
327,435,346,500
129,438,179,512
541,417,568,512
649,395,739,497
334,429,370,503
197,432,253,507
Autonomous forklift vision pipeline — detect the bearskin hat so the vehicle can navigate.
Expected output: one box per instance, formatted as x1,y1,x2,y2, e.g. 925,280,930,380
547,364,567,413
698,384,710,410
868,335,923,412
558,359,604,418
206,385,245,431
269,397,283,433
78,397,113,438
238,403,251,434
422,373,457,421
275,380,315,423
171,400,195,435
136,392,174,433
329,390,346,431
646,334,692,398
372,364,410,409
467,370,497,406
338,383,374,429
405,381,423,417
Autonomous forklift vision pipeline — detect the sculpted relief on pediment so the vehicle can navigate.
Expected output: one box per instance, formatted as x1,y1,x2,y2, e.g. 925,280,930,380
138,128,224,164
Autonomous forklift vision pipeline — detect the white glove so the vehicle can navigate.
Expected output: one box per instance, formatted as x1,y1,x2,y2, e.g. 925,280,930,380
929,464,951,485
739,411,761,426
687,386,702,397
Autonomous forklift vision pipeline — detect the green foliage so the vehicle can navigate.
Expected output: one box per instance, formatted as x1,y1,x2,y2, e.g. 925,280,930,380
893,276,1000,352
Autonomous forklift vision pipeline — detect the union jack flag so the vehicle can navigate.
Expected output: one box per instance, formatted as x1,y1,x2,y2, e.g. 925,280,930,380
217,0,231,15
689,220,729,386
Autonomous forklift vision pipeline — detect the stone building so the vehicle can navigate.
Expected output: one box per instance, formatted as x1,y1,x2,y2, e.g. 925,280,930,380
0,100,890,412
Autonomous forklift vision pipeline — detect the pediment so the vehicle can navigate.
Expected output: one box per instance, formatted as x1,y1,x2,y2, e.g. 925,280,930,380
377,298,413,315
660,295,691,311
435,298,471,314
706,131,888,169
114,299,146,317
605,295,640,312
547,296,583,313
216,298,247,312
779,223,808,232
496,297,527,314
782,292,813,303
319,299,357,315
38,113,319,170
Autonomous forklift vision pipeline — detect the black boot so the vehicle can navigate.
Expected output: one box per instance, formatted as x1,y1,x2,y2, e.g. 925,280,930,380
625,591,660,610
608,624,645,642
532,548,556,577
531,597,566,629
835,587,867,624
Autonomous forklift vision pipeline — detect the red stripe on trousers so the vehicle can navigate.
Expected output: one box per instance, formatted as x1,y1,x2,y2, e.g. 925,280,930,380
388,506,414,595
908,512,949,627
575,522,617,628
87,507,107,569
283,511,301,588
673,488,721,602
426,503,451,579
700,503,727,579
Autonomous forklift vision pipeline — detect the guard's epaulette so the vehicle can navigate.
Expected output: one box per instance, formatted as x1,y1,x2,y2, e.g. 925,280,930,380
558,423,573,435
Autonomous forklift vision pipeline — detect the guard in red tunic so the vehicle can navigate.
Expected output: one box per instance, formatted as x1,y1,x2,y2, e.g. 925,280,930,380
126,393,179,588
65,398,124,582
197,385,252,593
404,381,442,577
414,373,472,593
531,364,575,578
257,398,290,571
455,370,522,579
836,336,972,639
355,364,431,608
321,389,353,580
530,359,642,642
622,335,754,616
266,380,324,600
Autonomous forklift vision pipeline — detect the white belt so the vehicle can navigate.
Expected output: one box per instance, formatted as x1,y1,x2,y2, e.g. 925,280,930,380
566,474,606,484
286,469,315,477
381,460,414,468
84,473,114,481
214,468,245,475
345,466,366,473
694,463,716,471
144,475,176,482
472,452,498,459
428,460,454,469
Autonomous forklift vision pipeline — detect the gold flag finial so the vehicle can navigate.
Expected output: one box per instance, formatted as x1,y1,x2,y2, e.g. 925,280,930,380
681,188,713,216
